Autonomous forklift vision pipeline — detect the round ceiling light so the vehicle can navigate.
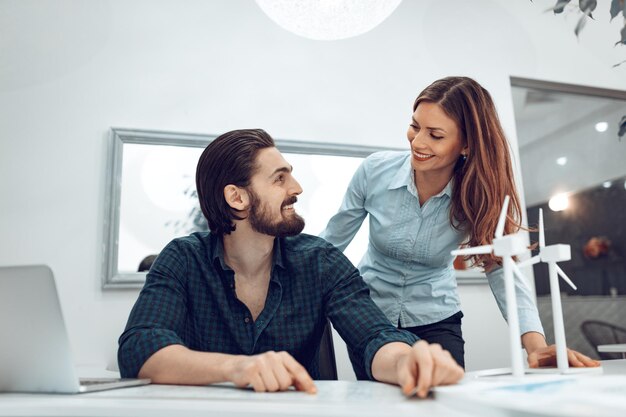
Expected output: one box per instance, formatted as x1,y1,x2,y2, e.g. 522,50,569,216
255,0,403,40
548,193,569,212
595,121,608,132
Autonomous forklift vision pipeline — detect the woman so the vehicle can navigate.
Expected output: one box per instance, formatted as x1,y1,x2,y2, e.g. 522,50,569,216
321,76,598,377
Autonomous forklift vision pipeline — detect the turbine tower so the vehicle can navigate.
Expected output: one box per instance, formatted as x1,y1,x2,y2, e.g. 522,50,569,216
452,196,530,378
517,208,577,373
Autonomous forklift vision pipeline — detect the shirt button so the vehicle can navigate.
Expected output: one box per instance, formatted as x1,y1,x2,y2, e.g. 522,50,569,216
244,317,250,323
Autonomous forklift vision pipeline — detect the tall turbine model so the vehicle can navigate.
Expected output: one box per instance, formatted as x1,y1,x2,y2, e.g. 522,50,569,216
517,208,577,373
451,196,530,378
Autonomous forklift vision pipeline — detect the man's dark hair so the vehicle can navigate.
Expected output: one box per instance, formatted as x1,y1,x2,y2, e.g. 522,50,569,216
196,128,275,235
138,254,158,272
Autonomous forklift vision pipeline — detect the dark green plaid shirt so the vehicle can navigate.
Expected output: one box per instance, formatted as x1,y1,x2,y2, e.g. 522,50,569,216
118,232,418,380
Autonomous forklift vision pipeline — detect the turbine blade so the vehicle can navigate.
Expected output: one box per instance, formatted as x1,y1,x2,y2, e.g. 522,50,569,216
495,195,510,238
556,264,577,290
539,208,545,248
517,255,540,269
451,245,493,255
511,262,529,283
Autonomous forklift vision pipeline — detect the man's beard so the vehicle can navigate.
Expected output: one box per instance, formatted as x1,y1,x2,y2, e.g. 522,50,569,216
247,190,305,237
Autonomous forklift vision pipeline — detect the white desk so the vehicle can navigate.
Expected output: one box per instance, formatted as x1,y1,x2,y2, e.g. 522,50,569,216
1,361,625,417
0,381,470,417
435,359,626,417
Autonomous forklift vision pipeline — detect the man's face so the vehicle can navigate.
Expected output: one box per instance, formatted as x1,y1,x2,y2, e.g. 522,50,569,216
246,147,305,237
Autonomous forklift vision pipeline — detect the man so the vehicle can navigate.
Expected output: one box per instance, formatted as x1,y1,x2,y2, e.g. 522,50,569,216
118,129,463,397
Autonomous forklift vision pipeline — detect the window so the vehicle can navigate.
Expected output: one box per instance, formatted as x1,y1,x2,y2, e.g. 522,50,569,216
102,128,396,288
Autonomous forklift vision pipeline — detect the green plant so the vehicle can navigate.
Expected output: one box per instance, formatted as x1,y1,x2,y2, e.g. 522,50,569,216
543,1,626,65
165,184,209,235
540,1,626,141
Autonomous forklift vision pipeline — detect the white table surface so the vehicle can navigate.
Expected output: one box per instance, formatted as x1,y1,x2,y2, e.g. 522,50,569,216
2,361,625,417
435,359,626,417
0,380,470,417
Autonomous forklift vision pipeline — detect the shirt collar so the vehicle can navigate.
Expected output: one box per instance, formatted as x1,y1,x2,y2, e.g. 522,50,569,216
439,178,454,198
387,153,414,190
272,238,286,270
387,153,454,199
210,233,229,270
210,233,286,272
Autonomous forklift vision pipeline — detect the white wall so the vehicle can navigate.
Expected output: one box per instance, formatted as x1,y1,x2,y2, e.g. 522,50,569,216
1,0,624,373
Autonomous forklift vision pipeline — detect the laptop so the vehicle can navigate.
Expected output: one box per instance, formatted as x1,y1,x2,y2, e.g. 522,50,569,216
0,264,150,393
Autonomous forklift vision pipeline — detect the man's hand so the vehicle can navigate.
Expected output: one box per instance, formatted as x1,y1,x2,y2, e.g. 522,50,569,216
229,351,317,393
395,340,464,398
527,345,600,368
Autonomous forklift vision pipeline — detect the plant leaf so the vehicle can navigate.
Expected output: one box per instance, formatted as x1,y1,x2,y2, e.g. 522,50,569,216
616,24,626,46
579,0,597,12
618,115,626,140
574,12,588,36
610,0,622,20
552,0,571,14
612,59,626,68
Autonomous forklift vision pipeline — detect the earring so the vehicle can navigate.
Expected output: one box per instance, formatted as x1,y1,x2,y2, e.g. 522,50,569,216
461,154,467,162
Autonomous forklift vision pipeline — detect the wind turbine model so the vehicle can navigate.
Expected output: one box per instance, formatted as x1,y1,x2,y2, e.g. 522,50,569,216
452,195,529,378
517,208,577,373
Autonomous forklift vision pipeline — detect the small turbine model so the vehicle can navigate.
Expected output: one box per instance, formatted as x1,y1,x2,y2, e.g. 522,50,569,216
517,208,577,373
452,195,529,378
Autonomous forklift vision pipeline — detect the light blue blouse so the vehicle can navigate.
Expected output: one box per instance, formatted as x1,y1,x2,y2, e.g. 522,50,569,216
320,151,544,335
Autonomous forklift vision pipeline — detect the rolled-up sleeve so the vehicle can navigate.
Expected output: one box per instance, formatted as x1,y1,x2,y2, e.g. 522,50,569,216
486,266,544,337
322,245,418,380
117,241,189,377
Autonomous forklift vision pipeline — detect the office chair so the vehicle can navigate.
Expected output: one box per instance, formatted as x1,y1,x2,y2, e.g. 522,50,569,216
318,320,338,380
580,320,626,360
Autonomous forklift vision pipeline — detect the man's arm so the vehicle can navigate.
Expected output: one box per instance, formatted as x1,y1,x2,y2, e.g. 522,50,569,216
138,345,316,393
321,245,463,392
371,341,464,398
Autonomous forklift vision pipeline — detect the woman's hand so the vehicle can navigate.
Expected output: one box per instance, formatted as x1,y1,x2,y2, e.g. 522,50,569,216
527,345,601,368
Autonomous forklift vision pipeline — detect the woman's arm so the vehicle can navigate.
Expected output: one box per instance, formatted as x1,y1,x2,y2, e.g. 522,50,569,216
319,159,369,251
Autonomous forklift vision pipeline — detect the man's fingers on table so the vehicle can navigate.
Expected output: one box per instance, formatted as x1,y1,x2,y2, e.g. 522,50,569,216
433,345,464,386
250,373,266,392
399,356,417,396
265,351,294,391
281,351,317,394
431,347,455,386
255,352,284,392
273,362,294,391
413,341,433,398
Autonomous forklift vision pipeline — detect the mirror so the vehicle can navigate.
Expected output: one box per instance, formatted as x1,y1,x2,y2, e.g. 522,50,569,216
102,128,395,288
512,77,626,359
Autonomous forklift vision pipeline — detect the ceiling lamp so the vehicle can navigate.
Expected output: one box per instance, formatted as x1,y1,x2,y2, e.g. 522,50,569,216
548,193,569,212
595,121,608,132
254,0,403,41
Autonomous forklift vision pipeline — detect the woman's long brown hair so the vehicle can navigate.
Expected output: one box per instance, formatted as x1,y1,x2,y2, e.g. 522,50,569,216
414,76,523,270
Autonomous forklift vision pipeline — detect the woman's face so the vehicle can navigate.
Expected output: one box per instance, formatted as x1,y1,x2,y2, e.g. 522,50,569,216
407,102,467,178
